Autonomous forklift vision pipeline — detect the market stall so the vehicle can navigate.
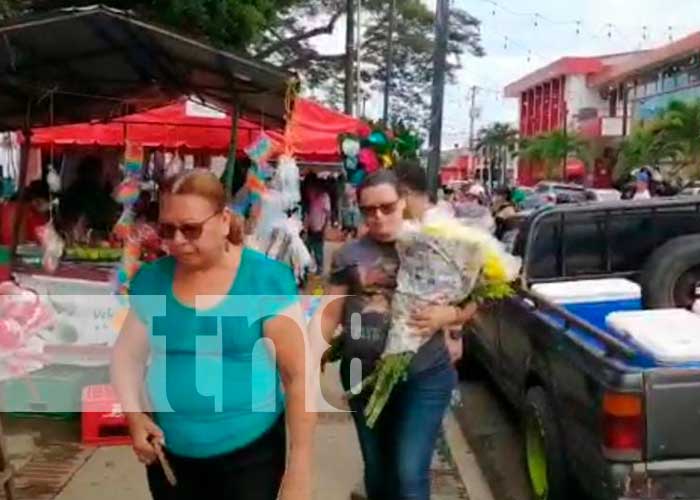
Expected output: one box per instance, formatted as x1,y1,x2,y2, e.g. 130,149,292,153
0,6,294,495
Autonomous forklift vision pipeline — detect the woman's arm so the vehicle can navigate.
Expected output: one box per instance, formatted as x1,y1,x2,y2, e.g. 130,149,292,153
265,304,317,500
110,312,163,464
315,284,348,344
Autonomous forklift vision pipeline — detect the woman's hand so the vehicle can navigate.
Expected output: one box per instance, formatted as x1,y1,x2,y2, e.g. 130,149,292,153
408,305,461,337
127,412,164,465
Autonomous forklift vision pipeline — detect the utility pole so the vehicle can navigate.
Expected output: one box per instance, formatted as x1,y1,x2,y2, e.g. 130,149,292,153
382,0,397,125
356,0,363,116
427,0,450,199
344,0,355,115
468,85,478,151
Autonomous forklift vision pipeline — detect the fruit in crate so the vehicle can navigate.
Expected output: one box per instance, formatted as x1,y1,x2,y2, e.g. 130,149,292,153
65,246,122,261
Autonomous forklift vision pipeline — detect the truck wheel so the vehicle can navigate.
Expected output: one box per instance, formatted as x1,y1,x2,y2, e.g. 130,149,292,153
640,234,700,309
524,387,568,500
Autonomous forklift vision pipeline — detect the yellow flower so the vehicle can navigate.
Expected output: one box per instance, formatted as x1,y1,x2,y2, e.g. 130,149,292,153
483,252,507,283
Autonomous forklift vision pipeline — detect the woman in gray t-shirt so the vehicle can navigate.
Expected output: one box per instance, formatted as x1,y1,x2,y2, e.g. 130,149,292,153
317,168,475,500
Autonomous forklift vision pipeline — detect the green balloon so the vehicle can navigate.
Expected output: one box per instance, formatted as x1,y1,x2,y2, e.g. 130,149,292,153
368,130,391,154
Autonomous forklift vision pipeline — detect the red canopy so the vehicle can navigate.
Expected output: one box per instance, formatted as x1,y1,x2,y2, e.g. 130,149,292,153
269,99,371,163
30,98,370,162
30,100,262,152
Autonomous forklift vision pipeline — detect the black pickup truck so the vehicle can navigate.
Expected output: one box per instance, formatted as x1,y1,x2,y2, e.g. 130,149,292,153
468,197,700,500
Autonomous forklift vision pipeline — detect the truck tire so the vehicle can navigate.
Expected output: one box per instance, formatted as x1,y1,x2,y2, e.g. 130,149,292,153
524,387,569,500
640,234,700,309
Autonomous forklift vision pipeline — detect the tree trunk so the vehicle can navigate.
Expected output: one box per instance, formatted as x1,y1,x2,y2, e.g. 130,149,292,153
344,0,355,115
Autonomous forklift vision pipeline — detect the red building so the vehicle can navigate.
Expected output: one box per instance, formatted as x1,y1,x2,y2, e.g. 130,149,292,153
505,53,643,186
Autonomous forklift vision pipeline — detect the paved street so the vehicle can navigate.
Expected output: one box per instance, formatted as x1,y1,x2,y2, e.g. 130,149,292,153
1,362,469,499
454,380,533,500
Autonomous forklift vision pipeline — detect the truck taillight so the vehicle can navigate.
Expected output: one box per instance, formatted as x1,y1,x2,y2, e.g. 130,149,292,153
602,392,644,461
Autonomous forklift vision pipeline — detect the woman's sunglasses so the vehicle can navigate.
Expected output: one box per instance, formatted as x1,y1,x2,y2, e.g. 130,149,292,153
158,211,220,241
359,200,400,218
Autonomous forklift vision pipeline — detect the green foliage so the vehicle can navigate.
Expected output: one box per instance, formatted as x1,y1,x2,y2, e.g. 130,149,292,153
662,99,700,179
475,122,519,185
5,0,300,49
519,130,590,180
615,122,678,182
617,99,700,182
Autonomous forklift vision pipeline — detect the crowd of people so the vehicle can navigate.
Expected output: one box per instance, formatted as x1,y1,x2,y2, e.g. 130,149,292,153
108,159,533,500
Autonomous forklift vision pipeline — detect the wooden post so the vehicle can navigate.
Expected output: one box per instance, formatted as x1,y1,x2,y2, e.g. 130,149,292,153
224,101,241,196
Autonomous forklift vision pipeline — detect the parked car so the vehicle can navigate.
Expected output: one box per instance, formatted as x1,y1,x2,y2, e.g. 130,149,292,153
586,188,621,202
464,198,700,500
680,185,700,197
521,182,588,210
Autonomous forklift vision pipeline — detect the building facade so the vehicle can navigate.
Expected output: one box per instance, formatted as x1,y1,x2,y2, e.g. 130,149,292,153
506,32,700,186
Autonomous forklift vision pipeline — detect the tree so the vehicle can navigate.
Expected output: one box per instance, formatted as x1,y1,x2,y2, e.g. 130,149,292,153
475,122,518,186
2,0,484,132
615,122,679,182
661,99,700,179
519,130,590,180
253,0,484,129
1,0,301,49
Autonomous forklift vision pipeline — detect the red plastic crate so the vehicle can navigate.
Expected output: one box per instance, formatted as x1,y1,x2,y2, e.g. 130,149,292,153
81,385,132,446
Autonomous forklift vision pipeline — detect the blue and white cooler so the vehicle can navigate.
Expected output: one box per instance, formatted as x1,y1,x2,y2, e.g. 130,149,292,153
606,309,700,366
531,278,642,331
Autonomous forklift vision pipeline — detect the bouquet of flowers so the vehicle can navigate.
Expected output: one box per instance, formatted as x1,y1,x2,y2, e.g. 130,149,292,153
358,213,521,427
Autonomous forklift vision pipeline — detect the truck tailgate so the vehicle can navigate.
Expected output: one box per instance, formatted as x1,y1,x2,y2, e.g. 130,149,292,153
646,369,700,460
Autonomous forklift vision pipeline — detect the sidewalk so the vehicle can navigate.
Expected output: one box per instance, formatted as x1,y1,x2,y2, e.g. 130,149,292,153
1,364,470,499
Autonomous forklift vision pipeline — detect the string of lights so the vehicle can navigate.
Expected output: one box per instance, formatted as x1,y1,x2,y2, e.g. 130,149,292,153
473,0,694,48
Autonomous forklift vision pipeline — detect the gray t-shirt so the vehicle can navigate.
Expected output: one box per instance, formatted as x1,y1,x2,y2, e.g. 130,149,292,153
329,236,447,385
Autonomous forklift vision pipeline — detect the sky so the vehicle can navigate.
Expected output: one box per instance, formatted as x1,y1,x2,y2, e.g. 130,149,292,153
307,0,700,148
439,0,700,147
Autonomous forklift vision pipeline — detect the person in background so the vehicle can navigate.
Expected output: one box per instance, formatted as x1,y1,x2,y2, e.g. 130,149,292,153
22,181,51,244
633,170,652,200
492,186,518,219
304,173,331,273
317,169,476,500
453,183,495,233
112,170,314,500
396,161,471,365
60,156,120,237
340,184,362,238
1,180,51,246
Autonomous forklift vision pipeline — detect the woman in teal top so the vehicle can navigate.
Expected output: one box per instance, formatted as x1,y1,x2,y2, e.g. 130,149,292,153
111,170,315,500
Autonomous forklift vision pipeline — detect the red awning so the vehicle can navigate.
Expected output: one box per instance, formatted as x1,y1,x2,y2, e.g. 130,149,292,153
269,99,372,163
30,100,262,151
30,97,371,163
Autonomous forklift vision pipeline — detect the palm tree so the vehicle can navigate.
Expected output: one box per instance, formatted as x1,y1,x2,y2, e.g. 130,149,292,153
474,122,519,186
661,99,700,179
615,122,680,182
519,130,590,180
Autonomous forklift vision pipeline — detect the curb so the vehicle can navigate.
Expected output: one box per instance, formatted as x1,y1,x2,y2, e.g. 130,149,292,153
443,409,495,500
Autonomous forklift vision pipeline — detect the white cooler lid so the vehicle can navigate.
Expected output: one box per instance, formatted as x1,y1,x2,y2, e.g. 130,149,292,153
606,309,700,364
531,279,641,304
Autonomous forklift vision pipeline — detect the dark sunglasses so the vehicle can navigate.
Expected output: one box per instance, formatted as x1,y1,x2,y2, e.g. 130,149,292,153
158,211,220,241
359,200,400,218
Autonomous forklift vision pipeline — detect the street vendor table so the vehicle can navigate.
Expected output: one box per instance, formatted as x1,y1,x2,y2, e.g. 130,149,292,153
11,262,121,367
